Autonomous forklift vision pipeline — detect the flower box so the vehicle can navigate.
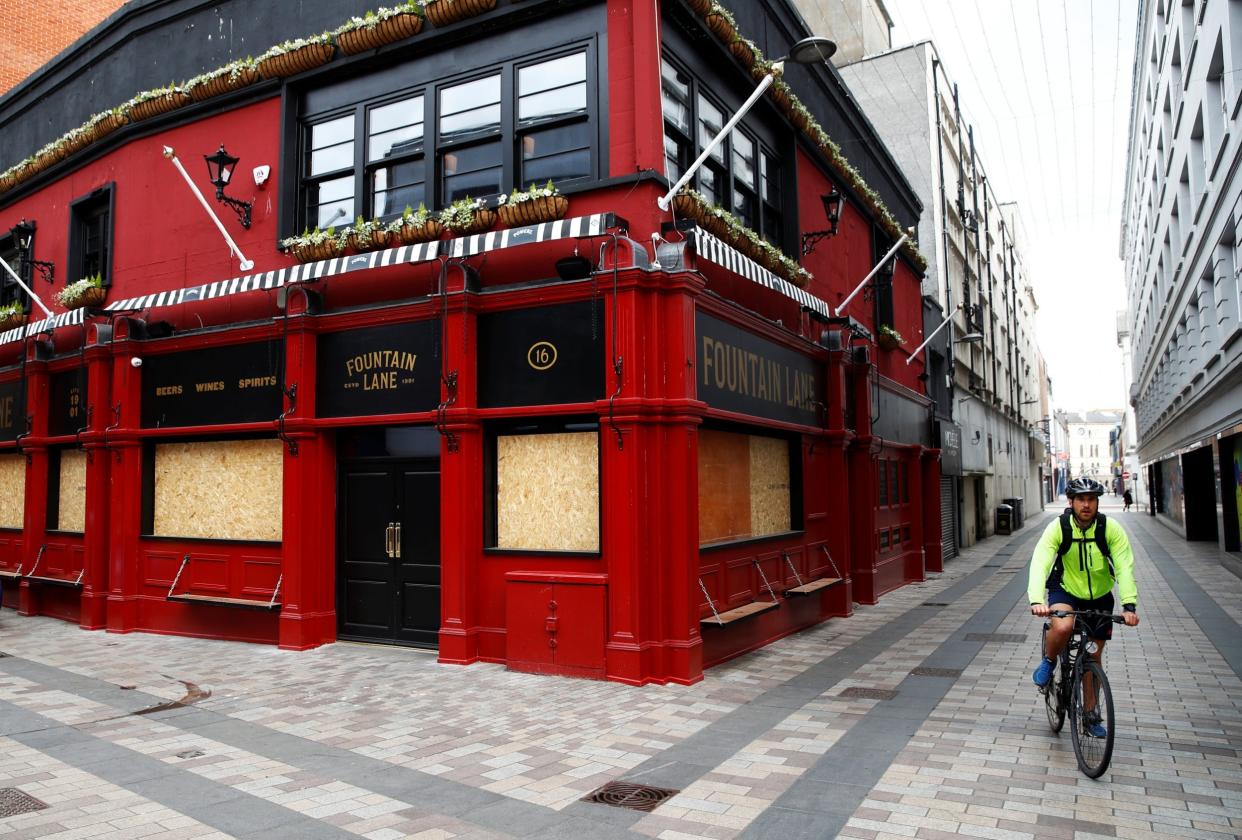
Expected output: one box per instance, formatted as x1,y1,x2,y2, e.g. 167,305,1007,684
291,239,345,262
127,91,192,123
877,332,901,351
188,65,262,102
258,41,335,80
392,219,444,245
705,11,737,42
443,207,497,236
0,312,26,332
346,227,394,253
59,285,107,311
337,11,424,55
497,194,568,227
423,0,497,27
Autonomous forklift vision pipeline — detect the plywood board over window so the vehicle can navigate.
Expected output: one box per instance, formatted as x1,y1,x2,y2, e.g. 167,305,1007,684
153,439,282,541
699,429,792,546
497,432,599,551
0,453,25,528
57,450,87,532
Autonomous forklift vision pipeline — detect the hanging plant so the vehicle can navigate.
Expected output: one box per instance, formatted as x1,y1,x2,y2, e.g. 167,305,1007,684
124,84,192,122
335,3,424,55
344,216,394,252
421,0,497,28
386,203,444,244
281,226,346,262
185,59,261,102
257,34,335,80
729,37,757,69
876,324,904,350
55,274,107,310
704,3,737,42
438,196,497,235
496,180,569,227
0,302,26,332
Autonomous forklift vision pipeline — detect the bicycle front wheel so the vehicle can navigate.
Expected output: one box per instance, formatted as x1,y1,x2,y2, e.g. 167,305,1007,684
1044,671,1066,732
1069,660,1115,778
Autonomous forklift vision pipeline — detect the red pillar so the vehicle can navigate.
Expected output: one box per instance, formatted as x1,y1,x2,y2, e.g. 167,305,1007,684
79,339,113,629
846,359,879,605
904,446,927,584
921,447,944,573
105,326,145,633
17,338,49,617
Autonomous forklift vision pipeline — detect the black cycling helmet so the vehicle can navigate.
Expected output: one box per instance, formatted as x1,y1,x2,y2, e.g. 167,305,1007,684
1066,477,1105,499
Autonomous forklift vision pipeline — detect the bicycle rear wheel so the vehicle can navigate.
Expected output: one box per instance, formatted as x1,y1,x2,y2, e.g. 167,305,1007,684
1069,660,1115,778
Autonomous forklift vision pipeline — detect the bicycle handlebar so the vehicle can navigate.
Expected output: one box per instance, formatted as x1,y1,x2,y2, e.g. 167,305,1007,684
1044,609,1127,624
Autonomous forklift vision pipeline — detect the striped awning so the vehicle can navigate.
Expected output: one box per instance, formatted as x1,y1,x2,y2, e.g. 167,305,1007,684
0,213,620,347
691,228,830,320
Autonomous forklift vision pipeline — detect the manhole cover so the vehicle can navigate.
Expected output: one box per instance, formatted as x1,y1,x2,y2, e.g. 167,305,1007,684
910,667,963,678
922,601,950,607
583,781,678,812
982,564,1003,568
175,749,205,759
0,788,48,817
838,687,899,700
965,633,1026,643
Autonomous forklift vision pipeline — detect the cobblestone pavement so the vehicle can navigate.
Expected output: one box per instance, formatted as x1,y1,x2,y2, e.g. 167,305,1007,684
1,502,1239,839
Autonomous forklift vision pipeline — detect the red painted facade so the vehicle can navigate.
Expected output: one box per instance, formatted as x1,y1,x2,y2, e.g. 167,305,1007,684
0,0,940,685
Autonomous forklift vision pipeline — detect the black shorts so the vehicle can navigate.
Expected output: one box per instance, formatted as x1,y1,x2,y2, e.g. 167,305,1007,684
1046,585,1115,640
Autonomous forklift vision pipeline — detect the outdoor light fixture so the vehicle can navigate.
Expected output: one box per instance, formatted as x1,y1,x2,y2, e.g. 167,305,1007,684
801,189,844,256
164,147,254,270
657,35,837,211
203,144,253,229
956,331,984,344
9,220,54,283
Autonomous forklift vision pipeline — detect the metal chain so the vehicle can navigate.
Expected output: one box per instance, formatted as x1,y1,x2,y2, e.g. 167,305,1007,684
698,578,722,624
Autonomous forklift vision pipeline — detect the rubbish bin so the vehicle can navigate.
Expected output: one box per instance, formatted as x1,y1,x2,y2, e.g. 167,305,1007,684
1003,497,1025,529
996,504,1013,536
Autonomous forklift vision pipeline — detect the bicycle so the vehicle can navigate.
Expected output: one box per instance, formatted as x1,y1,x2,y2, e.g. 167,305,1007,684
1037,609,1127,778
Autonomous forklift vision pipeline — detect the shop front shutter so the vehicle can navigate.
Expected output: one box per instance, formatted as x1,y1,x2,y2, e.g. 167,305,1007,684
940,476,958,561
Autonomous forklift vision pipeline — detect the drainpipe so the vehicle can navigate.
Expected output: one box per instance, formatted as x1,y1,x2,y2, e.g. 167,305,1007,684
932,54,955,417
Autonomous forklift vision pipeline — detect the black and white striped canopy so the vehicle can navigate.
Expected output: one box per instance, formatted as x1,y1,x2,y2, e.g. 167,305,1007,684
691,228,830,320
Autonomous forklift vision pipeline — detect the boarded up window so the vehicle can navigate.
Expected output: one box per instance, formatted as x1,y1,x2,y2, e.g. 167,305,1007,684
0,453,25,528
57,450,87,532
698,429,791,546
496,431,598,551
151,439,282,541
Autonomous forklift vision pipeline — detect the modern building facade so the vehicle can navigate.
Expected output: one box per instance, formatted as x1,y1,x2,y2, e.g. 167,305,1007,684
0,0,943,684
1060,410,1124,490
839,41,1048,551
1121,0,1242,554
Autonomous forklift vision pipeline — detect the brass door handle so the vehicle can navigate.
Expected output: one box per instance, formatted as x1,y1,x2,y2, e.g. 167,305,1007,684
384,524,394,558
394,523,402,558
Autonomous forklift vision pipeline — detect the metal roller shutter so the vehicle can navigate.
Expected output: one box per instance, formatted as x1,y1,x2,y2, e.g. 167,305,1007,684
940,476,958,561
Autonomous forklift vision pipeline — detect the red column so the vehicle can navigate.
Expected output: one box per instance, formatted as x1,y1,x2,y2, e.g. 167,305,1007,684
79,340,113,630
17,339,49,617
921,448,944,573
904,446,927,584
846,360,879,605
105,328,145,633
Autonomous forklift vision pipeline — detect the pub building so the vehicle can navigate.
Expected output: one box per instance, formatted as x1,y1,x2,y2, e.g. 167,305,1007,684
0,0,939,685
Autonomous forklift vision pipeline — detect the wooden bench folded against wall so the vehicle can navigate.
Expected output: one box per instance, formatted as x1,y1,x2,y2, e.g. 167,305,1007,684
781,548,843,597
698,575,779,627
13,545,86,587
165,554,282,611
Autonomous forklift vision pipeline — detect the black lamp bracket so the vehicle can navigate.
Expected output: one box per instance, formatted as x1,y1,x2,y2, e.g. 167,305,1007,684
216,191,253,230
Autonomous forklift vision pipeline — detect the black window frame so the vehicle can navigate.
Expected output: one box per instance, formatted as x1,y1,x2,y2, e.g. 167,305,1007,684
67,184,115,288
295,40,600,234
0,231,31,313
660,55,786,251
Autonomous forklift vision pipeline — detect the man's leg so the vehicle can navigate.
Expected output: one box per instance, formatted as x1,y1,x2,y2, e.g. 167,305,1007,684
1081,639,1105,713
1043,603,1074,660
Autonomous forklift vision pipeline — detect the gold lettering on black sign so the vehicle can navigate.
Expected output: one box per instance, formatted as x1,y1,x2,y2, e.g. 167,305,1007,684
156,385,183,397
68,387,81,420
238,376,278,390
343,349,418,391
0,395,12,430
195,380,226,393
701,335,816,413
527,341,557,371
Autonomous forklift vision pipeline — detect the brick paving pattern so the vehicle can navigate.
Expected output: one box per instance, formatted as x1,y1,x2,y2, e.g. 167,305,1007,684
0,502,1238,839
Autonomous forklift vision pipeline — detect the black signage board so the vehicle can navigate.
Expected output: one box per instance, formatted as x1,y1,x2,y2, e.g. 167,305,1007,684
48,369,88,438
477,300,605,408
873,386,932,447
938,420,963,476
317,321,440,418
141,341,283,428
0,379,23,442
695,311,824,427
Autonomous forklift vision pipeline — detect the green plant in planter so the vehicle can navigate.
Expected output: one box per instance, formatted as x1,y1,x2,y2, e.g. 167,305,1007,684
0,301,23,321
438,196,493,232
387,203,434,232
335,1,423,33
281,226,342,251
55,274,104,309
878,324,904,345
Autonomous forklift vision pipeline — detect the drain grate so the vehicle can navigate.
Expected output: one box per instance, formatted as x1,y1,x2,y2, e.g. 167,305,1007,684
0,788,48,818
583,781,679,812
175,749,205,759
910,667,963,678
838,687,899,700
965,633,1027,643
922,601,951,607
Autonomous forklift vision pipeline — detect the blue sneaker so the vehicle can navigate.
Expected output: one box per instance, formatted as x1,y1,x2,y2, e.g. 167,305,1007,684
1083,710,1107,738
1032,657,1055,687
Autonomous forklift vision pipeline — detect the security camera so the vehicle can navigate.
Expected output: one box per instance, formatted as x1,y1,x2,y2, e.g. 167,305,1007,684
130,357,143,368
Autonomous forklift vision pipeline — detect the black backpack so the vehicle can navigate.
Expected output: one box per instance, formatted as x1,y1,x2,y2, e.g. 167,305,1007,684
1055,508,1113,573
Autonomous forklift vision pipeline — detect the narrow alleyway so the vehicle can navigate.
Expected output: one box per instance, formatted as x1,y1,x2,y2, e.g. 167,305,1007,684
1,503,1238,840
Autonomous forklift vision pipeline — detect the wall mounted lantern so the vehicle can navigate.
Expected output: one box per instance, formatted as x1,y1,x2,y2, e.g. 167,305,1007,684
9,219,54,283
203,145,253,229
801,189,844,256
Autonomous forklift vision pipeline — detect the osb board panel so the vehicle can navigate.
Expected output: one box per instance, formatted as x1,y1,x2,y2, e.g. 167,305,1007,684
497,432,598,551
57,451,87,532
698,429,750,545
0,454,25,529
154,439,282,542
750,435,790,536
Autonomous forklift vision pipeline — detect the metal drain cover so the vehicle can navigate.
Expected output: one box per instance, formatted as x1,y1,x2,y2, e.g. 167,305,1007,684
0,788,48,817
838,687,899,700
910,667,963,678
922,601,951,607
175,749,205,759
965,633,1026,643
583,781,679,812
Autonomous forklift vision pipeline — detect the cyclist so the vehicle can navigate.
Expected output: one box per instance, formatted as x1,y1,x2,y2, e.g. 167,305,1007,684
1029,477,1139,737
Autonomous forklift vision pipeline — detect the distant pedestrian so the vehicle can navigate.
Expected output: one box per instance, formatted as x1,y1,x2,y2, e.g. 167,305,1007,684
1123,489,1133,512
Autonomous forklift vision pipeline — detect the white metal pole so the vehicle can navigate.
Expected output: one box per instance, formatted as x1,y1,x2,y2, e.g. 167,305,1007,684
657,65,782,211
905,304,962,365
163,146,254,271
834,232,908,317
0,256,54,318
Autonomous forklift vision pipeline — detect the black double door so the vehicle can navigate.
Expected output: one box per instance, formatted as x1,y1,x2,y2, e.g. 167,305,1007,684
338,459,441,647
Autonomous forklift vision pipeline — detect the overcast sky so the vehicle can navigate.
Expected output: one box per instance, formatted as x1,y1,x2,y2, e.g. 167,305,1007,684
876,0,1139,411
